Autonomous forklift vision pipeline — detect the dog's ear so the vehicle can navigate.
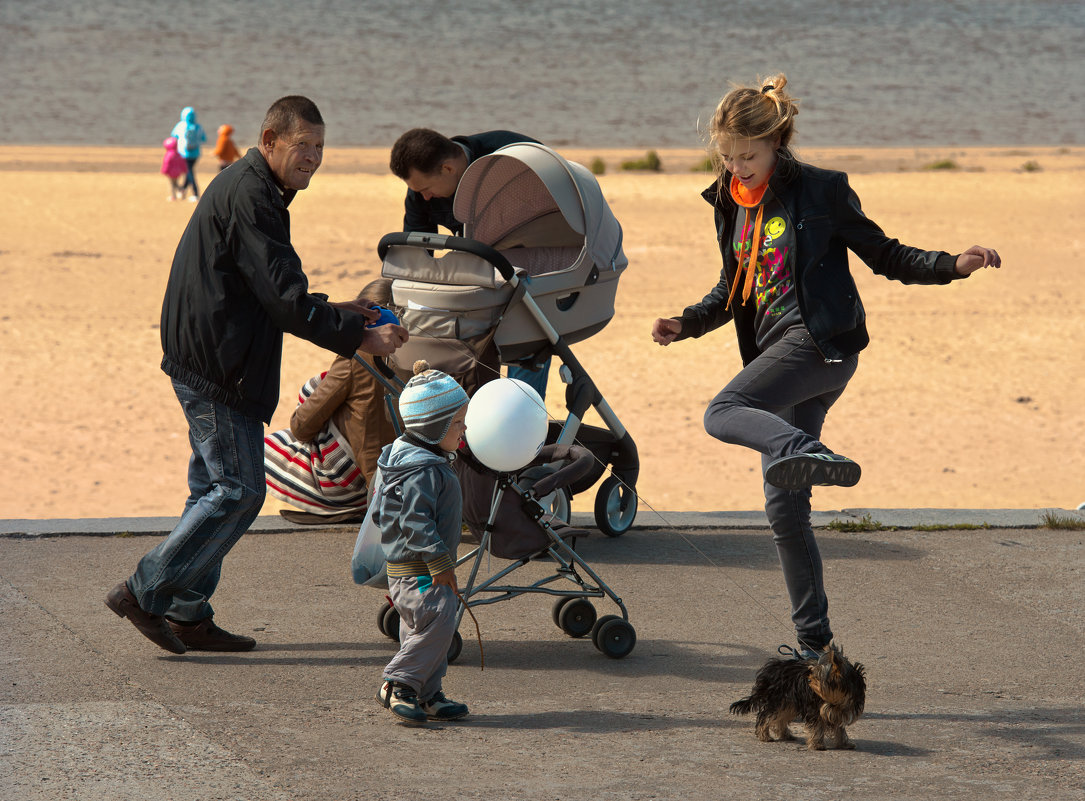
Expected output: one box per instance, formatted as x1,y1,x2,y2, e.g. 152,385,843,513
820,645,840,673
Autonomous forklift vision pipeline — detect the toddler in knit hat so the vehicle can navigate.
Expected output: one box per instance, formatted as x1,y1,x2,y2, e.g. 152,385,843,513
398,360,470,449
373,361,471,725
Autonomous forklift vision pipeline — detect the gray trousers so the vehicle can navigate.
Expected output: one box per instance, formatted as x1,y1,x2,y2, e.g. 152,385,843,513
703,326,858,650
382,576,458,700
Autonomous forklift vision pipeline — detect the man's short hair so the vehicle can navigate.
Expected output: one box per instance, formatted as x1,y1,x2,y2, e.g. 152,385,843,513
261,96,324,138
389,128,460,179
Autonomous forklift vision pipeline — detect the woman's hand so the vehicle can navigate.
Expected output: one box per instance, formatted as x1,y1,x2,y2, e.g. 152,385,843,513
954,246,1001,276
651,317,683,346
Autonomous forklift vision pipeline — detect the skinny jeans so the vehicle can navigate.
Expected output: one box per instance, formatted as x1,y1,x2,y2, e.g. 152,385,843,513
128,379,266,621
181,156,199,196
703,325,857,649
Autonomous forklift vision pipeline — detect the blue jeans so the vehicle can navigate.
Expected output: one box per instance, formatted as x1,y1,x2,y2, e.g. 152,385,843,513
703,326,858,649
128,379,266,621
508,357,550,400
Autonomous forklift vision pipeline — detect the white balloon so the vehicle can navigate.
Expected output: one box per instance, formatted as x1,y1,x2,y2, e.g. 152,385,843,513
464,378,548,472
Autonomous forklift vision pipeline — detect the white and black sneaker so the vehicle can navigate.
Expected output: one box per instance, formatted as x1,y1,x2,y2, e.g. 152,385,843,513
765,452,861,491
376,681,427,725
421,691,469,721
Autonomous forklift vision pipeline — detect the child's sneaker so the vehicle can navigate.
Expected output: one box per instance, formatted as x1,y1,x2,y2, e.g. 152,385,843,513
420,691,469,721
376,681,427,725
765,452,861,490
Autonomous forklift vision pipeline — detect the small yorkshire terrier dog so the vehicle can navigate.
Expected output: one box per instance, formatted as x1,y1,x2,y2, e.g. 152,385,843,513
730,644,866,750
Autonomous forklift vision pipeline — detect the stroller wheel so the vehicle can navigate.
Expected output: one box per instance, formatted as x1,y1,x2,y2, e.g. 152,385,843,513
376,603,389,637
552,596,575,627
594,476,637,537
381,604,401,642
592,617,636,659
540,487,572,525
558,598,597,638
447,631,463,664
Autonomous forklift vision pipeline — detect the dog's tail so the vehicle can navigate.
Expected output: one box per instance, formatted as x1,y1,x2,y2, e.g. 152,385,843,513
729,697,754,716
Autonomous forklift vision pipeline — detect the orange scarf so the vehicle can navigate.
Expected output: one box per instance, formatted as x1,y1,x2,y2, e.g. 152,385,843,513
725,175,769,309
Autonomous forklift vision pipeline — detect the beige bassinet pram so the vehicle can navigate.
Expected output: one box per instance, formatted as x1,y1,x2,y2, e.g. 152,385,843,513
378,143,638,536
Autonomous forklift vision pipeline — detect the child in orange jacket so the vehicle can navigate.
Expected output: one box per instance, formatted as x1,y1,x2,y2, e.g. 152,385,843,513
213,124,241,171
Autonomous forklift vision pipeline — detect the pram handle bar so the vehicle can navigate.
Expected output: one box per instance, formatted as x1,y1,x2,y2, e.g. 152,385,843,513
377,232,516,282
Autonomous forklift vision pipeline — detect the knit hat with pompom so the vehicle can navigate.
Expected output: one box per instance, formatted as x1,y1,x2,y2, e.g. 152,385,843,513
398,360,469,444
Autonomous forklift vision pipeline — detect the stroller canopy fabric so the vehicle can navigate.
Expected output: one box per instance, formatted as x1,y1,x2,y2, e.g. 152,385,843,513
453,143,627,274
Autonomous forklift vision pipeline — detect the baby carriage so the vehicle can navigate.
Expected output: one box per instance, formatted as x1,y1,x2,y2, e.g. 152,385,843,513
377,142,639,537
353,144,642,660
353,424,638,662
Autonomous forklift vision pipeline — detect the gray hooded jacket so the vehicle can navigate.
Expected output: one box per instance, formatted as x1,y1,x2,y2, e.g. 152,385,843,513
374,438,462,578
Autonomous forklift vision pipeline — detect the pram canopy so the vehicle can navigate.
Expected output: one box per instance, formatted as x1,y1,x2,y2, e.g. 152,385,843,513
382,143,628,366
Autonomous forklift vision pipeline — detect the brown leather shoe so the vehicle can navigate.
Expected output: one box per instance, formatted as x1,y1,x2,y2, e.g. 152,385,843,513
168,617,256,651
104,582,187,654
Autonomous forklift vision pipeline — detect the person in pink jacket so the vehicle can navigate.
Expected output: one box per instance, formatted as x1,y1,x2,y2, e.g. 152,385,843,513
160,137,188,201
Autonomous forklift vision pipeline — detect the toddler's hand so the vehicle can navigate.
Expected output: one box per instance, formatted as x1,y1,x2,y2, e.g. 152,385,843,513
432,568,458,592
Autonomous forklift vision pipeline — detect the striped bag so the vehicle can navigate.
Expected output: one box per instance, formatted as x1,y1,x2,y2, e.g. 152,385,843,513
263,373,369,516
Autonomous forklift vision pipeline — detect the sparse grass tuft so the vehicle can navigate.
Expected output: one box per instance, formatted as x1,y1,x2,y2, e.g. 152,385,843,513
691,155,714,173
1040,511,1085,530
912,522,992,531
924,159,959,171
1022,160,1042,172
621,150,662,172
826,514,891,532
589,157,606,176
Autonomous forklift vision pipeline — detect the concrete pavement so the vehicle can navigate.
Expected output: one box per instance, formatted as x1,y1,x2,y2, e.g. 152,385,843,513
1,510,1083,800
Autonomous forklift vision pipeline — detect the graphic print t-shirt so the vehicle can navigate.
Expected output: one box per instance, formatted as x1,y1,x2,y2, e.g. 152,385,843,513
730,193,801,349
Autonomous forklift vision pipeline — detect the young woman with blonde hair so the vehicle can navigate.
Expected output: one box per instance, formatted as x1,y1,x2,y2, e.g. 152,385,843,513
651,74,1000,658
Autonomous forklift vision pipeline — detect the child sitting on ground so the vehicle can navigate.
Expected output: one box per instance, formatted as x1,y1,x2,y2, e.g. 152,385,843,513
374,361,471,725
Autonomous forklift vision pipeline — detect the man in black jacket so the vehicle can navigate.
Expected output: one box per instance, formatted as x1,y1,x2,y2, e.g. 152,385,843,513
105,96,408,654
388,128,551,397
390,128,539,235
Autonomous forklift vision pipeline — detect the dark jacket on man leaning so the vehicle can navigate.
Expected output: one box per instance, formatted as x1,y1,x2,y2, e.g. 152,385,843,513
402,130,540,235
161,147,369,424
677,154,967,364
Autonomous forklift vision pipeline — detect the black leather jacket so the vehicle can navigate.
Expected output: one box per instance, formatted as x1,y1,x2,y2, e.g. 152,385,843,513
402,130,540,235
678,155,965,363
161,148,369,423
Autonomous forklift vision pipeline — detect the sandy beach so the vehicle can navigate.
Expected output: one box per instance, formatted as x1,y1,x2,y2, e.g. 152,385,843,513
1,144,1082,520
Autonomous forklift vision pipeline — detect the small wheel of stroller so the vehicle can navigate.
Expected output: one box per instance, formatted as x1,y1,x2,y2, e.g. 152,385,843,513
447,631,463,664
376,603,390,637
594,475,637,537
558,598,596,638
594,617,636,659
381,604,401,642
590,614,620,647
552,596,575,627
